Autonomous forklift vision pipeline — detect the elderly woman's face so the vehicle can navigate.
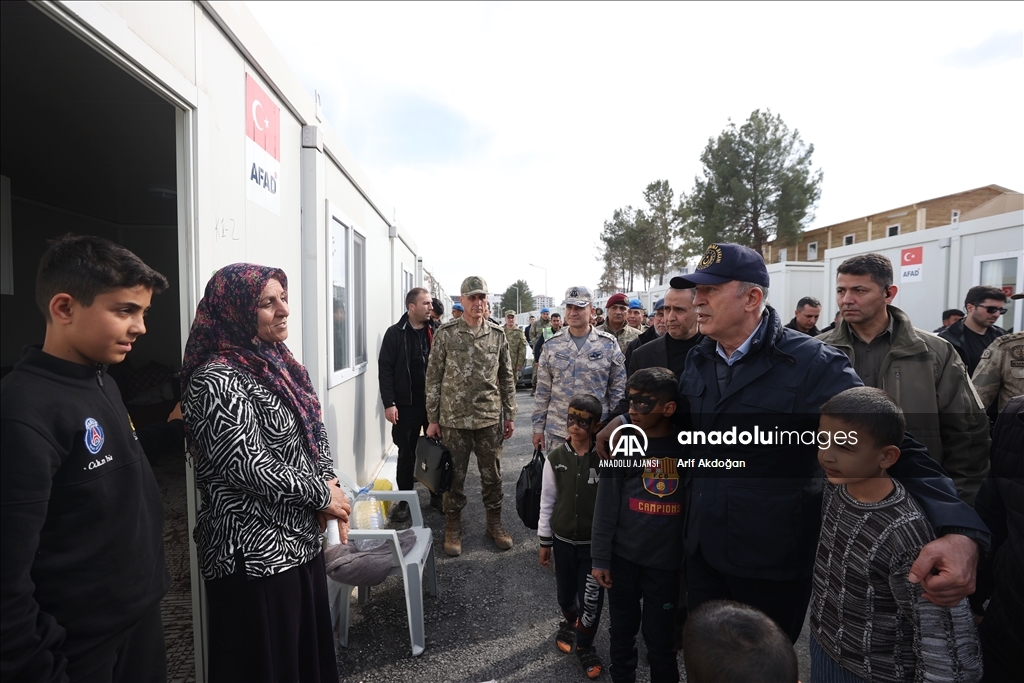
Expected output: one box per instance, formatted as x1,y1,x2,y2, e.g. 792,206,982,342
257,278,289,343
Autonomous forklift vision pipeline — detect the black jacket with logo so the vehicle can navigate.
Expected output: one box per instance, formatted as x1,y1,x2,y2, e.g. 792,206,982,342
1,347,168,681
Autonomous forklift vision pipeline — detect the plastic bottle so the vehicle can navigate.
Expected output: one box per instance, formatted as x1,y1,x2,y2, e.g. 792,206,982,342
352,488,386,551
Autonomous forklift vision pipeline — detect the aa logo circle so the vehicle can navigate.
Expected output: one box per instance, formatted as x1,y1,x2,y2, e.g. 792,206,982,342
610,423,648,458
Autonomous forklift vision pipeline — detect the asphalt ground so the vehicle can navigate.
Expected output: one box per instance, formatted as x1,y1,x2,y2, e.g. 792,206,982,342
334,390,812,683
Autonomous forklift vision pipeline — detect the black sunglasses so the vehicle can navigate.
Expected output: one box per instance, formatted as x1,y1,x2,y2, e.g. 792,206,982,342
979,305,1007,315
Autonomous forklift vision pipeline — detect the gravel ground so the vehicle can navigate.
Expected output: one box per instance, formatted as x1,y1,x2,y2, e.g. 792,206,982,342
334,391,812,682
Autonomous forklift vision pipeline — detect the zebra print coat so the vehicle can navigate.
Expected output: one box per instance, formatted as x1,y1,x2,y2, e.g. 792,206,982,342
183,363,337,580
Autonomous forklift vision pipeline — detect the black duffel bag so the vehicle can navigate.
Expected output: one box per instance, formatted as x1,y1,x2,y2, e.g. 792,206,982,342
415,436,454,494
516,448,546,530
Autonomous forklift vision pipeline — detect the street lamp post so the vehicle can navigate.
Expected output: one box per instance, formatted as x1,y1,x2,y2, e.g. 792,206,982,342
529,263,547,310
511,285,520,314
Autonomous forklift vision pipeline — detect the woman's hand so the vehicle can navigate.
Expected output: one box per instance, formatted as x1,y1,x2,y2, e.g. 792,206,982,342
323,478,351,523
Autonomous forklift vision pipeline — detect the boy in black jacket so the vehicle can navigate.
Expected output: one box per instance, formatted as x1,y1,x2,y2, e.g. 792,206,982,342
1,235,170,682
538,394,604,680
592,368,685,683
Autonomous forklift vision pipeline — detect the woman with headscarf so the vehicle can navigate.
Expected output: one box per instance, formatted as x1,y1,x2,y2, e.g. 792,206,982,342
181,263,349,682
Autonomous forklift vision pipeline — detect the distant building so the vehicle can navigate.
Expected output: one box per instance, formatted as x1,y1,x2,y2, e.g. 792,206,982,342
534,295,554,309
762,184,1021,264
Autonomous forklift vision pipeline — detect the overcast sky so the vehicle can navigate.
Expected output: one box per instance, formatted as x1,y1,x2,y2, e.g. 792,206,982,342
246,1,1023,304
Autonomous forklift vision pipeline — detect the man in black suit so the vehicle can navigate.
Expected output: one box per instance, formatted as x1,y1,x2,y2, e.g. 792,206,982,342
611,287,702,418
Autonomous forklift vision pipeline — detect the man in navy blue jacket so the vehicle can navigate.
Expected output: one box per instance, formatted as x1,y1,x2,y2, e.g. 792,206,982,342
674,243,989,641
599,243,990,643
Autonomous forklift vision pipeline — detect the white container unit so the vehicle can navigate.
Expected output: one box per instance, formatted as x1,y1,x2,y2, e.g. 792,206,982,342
821,211,1024,333
0,3,431,678
766,261,826,321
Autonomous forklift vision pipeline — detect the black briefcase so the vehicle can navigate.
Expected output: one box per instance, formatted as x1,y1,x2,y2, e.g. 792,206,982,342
516,448,546,530
415,436,454,495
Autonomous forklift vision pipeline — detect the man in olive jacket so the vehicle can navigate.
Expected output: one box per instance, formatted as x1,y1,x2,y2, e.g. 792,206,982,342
817,253,991,505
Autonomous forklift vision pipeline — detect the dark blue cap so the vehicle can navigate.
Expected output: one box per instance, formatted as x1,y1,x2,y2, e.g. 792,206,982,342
452,303,464,311
653,298,665,311
670,243,769,289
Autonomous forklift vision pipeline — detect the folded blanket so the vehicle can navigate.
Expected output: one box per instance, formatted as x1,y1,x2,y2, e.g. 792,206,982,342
324,529,418,586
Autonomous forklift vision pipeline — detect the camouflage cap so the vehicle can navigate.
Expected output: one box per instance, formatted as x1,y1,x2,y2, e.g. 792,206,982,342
461,275,487,296
563,285,593,307
504,309,517,317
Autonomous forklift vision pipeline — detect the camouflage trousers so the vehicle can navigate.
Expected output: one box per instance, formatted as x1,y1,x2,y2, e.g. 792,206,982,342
442,424,504,514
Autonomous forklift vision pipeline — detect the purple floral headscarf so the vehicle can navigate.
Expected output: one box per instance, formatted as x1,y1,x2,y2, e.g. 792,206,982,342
181,263,323,461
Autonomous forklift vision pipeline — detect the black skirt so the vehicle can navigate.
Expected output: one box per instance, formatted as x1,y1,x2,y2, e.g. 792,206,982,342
205,551,338,683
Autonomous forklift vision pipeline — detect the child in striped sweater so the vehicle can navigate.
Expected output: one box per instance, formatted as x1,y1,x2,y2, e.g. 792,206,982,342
810,386,982,683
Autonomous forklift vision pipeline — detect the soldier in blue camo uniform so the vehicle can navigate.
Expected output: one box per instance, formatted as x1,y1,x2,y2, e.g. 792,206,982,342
533,286,626,452
426,276,517,556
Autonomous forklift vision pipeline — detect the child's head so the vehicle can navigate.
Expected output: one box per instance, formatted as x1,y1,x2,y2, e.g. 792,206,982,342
682,600,798,683
818,386,903,485
625,367,677,431
567,394,602,442
37,234,168,366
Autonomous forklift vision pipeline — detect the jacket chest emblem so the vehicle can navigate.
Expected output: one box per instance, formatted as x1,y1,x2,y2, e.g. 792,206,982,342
84,417,105,455
588,351,603,361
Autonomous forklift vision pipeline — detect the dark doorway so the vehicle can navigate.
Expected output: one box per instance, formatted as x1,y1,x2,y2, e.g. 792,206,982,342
1,3,193,680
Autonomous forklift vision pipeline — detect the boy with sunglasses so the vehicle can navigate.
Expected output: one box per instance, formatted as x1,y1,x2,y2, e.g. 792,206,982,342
538,394,606,679
591,368,685,683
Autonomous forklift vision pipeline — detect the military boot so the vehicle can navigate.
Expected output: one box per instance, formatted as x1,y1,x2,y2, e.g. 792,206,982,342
485,508,513,550
444,511,463,556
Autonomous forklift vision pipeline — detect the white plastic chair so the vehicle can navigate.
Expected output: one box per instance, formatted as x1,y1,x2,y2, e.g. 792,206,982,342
326,488,437,657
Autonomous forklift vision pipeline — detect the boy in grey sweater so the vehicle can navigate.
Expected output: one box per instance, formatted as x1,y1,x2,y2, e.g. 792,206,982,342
811,387,982,683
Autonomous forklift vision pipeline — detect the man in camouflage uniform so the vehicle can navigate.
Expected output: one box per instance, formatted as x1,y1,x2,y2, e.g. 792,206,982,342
533,286,626,452
972,330,1024,413
530,307,552,343
426,276,517,556
627,297,647,331
503,309,528,379
597,292,640,355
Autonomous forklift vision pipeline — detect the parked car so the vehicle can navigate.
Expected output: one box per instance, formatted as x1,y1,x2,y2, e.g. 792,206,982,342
516,358,533,390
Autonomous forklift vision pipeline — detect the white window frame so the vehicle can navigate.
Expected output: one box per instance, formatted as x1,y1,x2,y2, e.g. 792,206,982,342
972,249,1023,332
886,224,900,237
327,202,368,386
402,265,414,303
806,241,818,260
778,248,788,263
843,234,855,246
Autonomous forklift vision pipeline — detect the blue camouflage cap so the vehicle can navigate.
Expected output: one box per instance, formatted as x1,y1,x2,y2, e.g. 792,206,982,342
628,298,643,310
562,286,593,307
540,307,551,313
670,243,770,288
452,303,464,311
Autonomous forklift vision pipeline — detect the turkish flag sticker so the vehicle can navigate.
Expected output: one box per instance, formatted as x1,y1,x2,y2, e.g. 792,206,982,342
245,74,280,162
901,247,923,266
